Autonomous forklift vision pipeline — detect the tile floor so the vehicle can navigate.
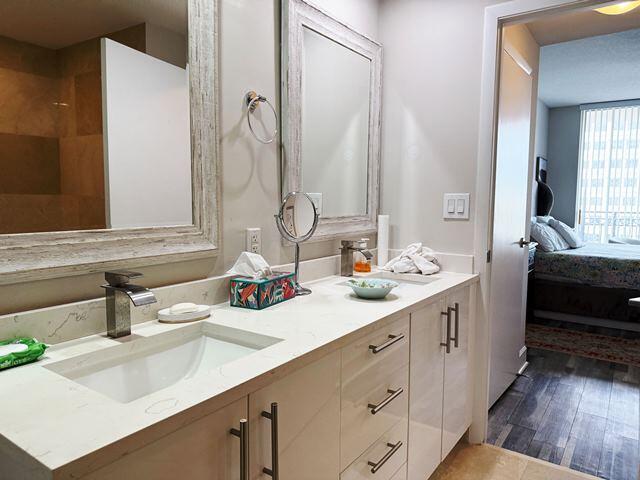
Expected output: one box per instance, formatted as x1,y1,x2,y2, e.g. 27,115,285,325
430,441,602,480
487,347,639,480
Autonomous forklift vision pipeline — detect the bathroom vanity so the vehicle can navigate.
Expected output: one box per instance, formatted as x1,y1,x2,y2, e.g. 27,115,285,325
0,2,478,477
0,271,477,480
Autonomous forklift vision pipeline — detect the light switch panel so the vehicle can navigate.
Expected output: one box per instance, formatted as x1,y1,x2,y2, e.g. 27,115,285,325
443,193,470,220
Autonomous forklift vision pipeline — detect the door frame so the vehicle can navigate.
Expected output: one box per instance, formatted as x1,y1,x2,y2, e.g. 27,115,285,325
470,0,611,443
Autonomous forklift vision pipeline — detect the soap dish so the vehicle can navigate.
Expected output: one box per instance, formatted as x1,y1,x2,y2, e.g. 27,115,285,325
158,305,211,323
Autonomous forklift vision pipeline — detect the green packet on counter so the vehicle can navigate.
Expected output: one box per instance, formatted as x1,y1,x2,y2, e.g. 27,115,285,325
0,338,48,371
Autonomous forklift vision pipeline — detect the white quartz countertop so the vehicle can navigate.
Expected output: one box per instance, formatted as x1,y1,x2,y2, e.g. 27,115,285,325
0,271,477,479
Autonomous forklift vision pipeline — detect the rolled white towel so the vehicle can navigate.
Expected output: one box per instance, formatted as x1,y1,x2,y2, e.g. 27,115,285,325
383,243,440,275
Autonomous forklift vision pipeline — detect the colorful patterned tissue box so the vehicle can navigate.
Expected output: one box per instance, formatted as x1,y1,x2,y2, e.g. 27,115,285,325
230,272,296,310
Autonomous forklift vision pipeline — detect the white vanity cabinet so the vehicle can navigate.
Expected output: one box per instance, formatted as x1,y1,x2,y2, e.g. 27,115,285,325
407,300,445,480
248,350,341,480
441,286,473,457
81,351,341,480
390,464,408,480
407,285,473,480
341,315,409,470
54,280,476,480
83,397,248,480
340,315,410,480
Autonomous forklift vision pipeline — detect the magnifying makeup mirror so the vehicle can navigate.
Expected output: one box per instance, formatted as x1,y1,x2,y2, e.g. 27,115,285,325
275,192,319,295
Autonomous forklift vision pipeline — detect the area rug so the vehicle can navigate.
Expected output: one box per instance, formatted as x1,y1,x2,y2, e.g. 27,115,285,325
526,323,640,367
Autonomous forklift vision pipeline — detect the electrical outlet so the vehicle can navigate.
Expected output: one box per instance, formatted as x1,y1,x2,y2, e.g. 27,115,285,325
246,227,262,254
307,193,323,216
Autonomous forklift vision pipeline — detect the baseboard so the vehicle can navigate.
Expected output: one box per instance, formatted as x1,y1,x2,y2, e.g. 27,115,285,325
534,309,640,333
517,361,529,376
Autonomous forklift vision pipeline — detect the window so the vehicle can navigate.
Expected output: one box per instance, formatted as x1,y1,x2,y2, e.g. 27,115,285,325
577,104,640,242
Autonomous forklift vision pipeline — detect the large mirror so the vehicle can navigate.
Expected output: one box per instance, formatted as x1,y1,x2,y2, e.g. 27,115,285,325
0,0,219,283
282,0,382,240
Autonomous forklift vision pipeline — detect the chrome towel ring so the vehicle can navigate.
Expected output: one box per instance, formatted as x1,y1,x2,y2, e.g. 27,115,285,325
245,91,278,144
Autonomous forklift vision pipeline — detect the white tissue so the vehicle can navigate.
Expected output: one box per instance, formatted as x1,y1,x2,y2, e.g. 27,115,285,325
227,251,273,279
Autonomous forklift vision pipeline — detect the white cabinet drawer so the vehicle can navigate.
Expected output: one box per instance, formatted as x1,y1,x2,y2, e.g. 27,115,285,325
390,464,407,480
341,315,409,469
341,420,408,480
341,364,409,469
342,315,409,387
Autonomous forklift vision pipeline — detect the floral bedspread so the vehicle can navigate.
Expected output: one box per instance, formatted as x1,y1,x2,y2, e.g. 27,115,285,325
535,243,640,290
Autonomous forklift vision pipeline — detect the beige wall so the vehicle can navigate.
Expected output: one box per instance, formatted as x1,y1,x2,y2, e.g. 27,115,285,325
378,0,513,254
6,0,540,313
0,0,380,314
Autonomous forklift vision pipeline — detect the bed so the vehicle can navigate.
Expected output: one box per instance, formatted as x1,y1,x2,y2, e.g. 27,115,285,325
532,243,640,324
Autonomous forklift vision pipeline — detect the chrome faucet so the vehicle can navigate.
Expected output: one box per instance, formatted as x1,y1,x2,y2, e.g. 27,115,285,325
102,271,157,338
340,240,373,277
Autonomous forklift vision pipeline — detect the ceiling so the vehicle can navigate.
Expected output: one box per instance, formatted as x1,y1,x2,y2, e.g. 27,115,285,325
538,28,640,108
528,4,640,46
0,0,187,50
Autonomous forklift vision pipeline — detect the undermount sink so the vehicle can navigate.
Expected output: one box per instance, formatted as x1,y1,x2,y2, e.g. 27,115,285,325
361,271,441,286
46,322,281,403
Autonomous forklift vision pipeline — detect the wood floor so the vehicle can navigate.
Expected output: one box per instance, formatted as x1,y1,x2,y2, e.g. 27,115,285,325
488,347,640,480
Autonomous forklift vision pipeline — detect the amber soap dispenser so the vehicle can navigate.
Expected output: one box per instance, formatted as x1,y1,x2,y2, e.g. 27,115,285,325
354,238,372,273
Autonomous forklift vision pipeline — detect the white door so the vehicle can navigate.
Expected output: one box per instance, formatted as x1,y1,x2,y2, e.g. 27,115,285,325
488,40,533,406
249,351,341,480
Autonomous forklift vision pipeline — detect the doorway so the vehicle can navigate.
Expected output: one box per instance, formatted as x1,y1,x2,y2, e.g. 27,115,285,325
481,1,640,479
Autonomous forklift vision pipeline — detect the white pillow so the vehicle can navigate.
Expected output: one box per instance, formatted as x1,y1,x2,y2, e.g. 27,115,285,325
531,222,570,252
536,215,554,224
548,218,585,248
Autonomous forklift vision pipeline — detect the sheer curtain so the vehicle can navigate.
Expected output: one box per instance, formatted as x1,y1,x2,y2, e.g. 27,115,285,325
576,104,640,243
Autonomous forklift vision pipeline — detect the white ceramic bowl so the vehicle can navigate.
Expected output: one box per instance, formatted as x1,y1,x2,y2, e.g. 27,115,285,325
347,278,399,299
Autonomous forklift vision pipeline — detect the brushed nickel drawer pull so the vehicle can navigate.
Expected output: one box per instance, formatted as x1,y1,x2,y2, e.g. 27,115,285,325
367,440,403,474
367,387,404,415
451,302,460,348
229,419,248,480
369,333,405,354
440,308,452,354
261,403,279,479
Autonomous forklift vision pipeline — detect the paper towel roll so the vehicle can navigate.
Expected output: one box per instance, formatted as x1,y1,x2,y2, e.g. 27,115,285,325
377,215,389,267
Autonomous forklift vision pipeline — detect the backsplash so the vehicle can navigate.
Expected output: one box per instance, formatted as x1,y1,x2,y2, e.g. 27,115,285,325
0,253,343,345
0,250,472,345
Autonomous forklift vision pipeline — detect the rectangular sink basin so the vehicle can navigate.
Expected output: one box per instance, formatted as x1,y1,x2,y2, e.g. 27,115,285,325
361,271,441,285
46,323,281,403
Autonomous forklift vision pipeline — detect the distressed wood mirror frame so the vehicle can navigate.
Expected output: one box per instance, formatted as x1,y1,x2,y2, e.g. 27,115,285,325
0,0,220,285
281,0,382,242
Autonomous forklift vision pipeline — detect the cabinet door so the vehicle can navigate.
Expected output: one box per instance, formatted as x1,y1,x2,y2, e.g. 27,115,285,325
407,300,445,480
84,397,248,480
441,286,472,458
249,351,341,480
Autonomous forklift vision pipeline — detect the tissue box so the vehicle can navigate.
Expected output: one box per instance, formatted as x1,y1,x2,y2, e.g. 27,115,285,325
230,272,296,310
